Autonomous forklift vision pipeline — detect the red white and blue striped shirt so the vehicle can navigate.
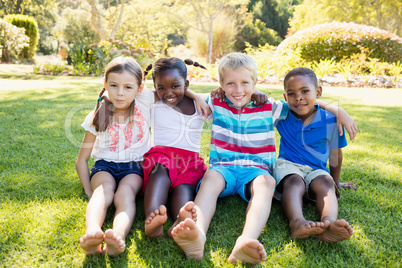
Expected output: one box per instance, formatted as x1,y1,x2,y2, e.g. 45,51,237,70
207,96,289,173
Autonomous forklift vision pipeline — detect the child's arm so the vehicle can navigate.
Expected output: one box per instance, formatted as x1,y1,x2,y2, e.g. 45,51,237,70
329,148,357,190
185,89,211,118
316,100,357,141
75,131,96,199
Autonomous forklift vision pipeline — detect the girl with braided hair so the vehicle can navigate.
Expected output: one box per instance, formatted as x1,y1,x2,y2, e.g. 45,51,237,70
142,57,211,239
76,56,209,256
76,56,154,257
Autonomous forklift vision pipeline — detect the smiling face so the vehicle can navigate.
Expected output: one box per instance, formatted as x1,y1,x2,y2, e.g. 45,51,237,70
154,69,189,107
220,67,256,108
105,70,144,112
284,75,322,121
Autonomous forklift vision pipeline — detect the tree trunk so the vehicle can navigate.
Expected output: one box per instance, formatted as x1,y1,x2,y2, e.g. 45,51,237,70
207,16,213,64
108,0,125,39
88,0,105,40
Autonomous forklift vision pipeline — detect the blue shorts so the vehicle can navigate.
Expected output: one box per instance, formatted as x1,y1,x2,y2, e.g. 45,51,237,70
90,160,143,185
198,165,270,202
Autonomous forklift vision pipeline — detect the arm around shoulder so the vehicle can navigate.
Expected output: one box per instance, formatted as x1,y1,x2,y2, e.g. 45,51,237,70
76,131,97,199
316,100,357,141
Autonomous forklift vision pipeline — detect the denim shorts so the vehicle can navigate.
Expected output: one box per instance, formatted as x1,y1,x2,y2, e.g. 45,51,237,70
197,165,270,202
90,160,143,184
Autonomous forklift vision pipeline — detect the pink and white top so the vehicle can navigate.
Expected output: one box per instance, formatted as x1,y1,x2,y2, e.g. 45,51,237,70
81,87,153,163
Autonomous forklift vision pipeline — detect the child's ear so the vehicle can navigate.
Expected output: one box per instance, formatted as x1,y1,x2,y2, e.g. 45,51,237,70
184,80,189,90
316,86,322,98
104,81,107,88
283,92,288,102
137,82,145,95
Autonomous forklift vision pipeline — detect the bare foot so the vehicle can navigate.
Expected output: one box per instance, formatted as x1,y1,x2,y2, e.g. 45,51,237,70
79,230,104,255
228,236,267,265
168,201,197,239
103,229,126,257
171,218,205,260
318,219,353,243
145,205,168,238
289,219,325,239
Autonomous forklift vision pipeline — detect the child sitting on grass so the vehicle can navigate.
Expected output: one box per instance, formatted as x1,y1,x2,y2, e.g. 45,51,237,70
142,57,209,239
76,56,152,257
273,67,357,242
171,52,288,265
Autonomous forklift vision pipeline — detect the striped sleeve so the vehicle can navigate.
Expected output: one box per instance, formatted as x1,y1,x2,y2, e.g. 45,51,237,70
270,98,289,125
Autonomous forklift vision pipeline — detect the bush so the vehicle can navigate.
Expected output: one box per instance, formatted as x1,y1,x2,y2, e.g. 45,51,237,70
0,19,29,63
4,14,39,60
67,40,153,76
276,22,402,64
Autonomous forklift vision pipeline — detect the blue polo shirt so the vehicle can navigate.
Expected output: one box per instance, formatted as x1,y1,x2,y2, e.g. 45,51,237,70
276,105,347,172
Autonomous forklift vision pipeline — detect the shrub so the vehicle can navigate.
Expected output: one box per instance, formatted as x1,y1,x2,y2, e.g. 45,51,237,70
0,19,29,63
276,22,402,64
312,59,337,79
245,42,277,80
67,40,153,76
4,14,39,60
33,57,70,75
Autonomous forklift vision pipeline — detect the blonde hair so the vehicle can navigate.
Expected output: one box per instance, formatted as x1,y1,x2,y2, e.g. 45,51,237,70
92,56,144,132
218,53,258,83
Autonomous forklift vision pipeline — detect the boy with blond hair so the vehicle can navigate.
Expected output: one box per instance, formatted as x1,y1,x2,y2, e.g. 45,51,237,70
171,53,289,264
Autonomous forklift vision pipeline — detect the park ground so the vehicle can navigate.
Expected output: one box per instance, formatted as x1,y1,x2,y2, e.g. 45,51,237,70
0,64,401,267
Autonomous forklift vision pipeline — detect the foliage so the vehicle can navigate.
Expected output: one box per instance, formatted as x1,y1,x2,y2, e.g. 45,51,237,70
33,57,70,75
187,13,236,63
115,0,186,54
277,22,402,65
67,39,153,76
244,42,277,80
0,73,401,266
0,19,29,63
4,14,39,60
55,7,99,45
1,0,58,55
247,0,296,39
389,61,402,81
312,59,337,79
234,7,282,51
289,0,402,37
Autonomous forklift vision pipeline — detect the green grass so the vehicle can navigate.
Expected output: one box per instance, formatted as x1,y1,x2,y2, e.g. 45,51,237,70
0,75,401,267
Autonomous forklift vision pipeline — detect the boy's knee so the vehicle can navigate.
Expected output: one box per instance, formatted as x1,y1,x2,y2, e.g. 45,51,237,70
312,175,334,190
199,170,225,190
257,174,276,189
283,174,305,188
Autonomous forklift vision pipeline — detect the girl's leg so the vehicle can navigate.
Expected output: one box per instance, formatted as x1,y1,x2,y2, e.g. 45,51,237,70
228,174,274,264
280,174,326,239
80,171,116,255
103,173,143,257
309,175,353,242
167,183,196,238
144,163,171,238
171,170,226,260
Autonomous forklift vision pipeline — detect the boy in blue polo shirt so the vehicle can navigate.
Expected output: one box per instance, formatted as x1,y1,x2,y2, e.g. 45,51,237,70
274,67,357,242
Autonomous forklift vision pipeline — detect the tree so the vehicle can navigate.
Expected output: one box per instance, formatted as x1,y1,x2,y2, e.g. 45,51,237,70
289,0,402,37
115,0,187,53
84,0,126,40
170,0,247,63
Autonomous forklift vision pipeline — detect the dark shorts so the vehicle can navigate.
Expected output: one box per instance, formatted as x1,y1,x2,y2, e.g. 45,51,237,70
90,160,143,184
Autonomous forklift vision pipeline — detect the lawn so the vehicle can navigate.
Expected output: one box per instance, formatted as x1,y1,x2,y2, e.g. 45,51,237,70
0,72,401,267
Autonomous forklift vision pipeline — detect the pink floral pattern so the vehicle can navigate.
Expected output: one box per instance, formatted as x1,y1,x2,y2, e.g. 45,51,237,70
107,106,146,152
